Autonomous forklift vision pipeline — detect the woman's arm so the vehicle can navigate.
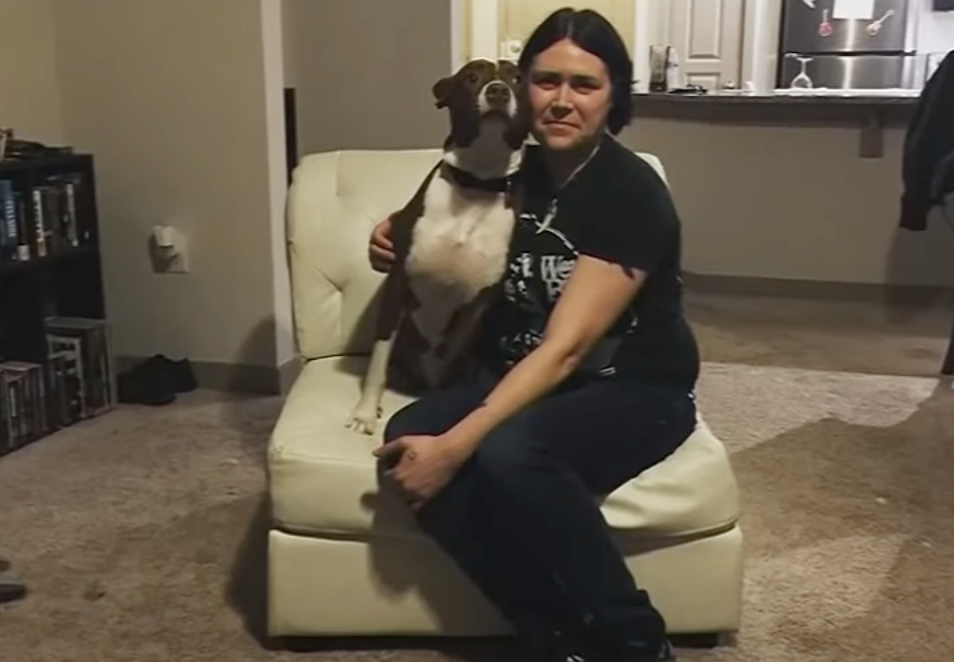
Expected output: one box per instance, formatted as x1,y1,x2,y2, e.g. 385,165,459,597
442,255,646,458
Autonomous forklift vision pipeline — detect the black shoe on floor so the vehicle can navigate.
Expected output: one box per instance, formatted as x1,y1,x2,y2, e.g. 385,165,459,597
0,579,26,605
118,361,176,406
117,354,197,405
146,354,197,392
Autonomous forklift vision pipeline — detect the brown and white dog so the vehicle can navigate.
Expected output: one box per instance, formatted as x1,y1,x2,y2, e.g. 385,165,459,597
346,58,527,435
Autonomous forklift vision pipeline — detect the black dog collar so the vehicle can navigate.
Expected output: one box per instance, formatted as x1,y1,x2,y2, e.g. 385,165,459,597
444,163,516,193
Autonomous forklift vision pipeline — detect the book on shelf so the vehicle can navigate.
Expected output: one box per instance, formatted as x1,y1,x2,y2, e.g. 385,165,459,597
0,171,91,266
0,316,114,456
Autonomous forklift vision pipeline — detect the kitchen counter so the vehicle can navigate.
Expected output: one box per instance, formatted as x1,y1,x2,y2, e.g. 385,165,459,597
630,89,922,157
618,88,954,293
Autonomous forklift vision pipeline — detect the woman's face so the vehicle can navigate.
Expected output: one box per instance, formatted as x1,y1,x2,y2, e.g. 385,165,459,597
526,38,613,152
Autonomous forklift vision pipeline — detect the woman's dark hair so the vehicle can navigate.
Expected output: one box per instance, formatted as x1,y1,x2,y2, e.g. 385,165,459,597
517,8,633,135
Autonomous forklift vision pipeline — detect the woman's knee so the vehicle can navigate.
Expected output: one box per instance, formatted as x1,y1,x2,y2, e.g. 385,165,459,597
382,395,454,442
383,381,491,442
474,418,544,485
382,401,430,442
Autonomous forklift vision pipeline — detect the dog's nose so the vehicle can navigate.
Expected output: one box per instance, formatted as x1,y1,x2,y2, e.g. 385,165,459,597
485,82,511,105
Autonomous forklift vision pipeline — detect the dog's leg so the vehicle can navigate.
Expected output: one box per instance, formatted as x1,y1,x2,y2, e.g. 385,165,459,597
433,286,496,387
346,266,408,435
346,325,399,434
346,162,442,432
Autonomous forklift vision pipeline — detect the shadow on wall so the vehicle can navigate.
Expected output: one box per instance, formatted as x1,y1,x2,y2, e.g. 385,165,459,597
885,198,954,307
217,316,296,395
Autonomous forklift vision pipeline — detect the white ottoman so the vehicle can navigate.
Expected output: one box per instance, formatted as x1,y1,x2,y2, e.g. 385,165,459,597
266,148,744,638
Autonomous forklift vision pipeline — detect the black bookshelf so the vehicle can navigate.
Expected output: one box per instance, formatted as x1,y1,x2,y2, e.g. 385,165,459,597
0,151,114,457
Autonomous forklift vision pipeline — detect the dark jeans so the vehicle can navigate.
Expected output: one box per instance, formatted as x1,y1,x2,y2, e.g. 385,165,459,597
382,373,696,659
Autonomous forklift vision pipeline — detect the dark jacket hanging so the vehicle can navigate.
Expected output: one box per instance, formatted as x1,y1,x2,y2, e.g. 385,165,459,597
899,50,954,231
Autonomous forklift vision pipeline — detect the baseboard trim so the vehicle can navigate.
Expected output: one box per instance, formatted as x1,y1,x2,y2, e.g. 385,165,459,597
114,276,951,395
115,355,303,396
684,273,954,305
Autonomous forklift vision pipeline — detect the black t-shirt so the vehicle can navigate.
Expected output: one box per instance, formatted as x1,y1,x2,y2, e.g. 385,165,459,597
480,132,700,391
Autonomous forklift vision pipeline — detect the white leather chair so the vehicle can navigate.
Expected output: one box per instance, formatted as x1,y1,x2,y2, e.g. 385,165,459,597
266,148,744,639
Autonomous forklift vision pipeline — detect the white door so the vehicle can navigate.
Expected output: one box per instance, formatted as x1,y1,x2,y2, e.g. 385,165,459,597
496,0,637,59
663,0,746,90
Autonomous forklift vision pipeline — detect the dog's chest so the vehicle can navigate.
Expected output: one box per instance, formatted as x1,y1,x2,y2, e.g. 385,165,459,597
405,176,514,299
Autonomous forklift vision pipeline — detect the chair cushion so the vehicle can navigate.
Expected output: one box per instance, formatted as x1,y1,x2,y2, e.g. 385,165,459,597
268,358,741,540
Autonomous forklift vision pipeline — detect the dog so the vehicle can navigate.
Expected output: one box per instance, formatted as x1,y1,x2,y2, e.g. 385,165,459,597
346,58,528,435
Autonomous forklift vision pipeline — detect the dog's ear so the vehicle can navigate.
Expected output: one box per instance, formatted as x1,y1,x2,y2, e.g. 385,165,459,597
432,75,454,108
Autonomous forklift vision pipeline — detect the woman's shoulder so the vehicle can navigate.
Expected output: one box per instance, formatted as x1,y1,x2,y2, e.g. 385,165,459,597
567,136,682,272
595,135,670,191
584,136,676,216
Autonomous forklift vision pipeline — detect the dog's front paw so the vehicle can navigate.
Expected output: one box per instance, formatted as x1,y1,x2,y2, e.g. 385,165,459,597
345,403,381,435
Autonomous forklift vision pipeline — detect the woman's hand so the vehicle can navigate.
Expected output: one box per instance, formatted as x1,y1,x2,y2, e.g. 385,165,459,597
369,215,396,273
373,434,465,509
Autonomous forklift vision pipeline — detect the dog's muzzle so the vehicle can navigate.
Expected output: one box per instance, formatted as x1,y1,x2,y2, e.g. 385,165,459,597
480,81,516,116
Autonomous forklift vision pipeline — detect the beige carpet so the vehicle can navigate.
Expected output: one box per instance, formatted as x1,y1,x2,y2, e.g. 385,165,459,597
1,294,954,662
684,291,954,378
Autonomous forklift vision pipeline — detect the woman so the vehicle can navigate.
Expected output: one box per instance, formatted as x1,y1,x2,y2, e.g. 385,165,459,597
369,8,698,662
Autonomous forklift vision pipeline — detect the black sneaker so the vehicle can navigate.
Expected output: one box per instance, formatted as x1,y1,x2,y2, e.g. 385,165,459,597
0,578,26,604
117,354,197,405
531,647,588,662
620,639,676,662
140,355,197,393
656,639,676,662
117,360,176,406
159,355,197,392
525,629,590,662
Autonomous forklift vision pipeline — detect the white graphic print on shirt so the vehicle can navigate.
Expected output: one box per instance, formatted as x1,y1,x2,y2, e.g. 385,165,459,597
539,254,575,299
495,212,637,376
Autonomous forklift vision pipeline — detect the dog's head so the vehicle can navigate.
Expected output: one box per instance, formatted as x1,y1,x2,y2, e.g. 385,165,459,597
432,59,528,150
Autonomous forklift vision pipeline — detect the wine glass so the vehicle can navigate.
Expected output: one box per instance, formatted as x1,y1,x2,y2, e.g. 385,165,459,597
791,56,814,90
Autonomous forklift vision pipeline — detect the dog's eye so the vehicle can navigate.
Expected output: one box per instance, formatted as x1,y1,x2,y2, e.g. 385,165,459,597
468,73,478,83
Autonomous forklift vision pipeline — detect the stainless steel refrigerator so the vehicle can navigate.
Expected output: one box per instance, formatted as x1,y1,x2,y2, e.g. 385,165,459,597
777,0,921,90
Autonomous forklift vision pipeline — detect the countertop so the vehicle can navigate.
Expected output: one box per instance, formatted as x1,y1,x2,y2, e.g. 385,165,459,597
630,89,921,126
